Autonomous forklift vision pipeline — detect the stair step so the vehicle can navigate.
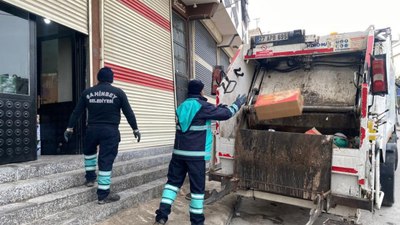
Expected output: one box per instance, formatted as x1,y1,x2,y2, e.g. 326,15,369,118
0,165,168,225
0,153,171,206
0,146,172,184
27,178,166,225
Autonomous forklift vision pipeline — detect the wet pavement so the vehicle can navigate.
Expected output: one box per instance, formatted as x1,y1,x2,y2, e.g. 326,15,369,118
97,181,235,225
96,172,399,225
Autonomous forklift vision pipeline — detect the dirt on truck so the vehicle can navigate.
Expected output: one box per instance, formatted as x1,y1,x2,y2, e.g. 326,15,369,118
208,26,398,224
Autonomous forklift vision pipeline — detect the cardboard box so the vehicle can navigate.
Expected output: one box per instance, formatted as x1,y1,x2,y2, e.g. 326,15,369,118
254,89,303,120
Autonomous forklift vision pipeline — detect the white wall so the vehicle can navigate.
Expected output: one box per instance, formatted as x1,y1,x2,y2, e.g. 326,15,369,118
223,0,248,43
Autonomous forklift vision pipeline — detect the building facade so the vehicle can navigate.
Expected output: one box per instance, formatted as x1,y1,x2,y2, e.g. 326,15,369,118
0,0,248,165
393,40,400,79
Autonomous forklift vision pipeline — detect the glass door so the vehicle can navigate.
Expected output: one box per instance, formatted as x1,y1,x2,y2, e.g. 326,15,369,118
0,4,37,164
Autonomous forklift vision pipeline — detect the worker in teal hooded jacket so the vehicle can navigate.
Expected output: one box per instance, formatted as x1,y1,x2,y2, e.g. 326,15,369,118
154,79,246,225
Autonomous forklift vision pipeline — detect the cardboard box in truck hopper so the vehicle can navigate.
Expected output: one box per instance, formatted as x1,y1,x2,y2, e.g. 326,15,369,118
254,89,304,120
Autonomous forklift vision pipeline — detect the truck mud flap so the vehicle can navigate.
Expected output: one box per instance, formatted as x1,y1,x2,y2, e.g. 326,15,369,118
235,129,333,200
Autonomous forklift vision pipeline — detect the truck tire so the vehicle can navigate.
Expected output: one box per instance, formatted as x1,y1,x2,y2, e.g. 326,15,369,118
386,142,398,171
381,148,396,207
394,146,398,171
396,147,398,171
387,130,398,171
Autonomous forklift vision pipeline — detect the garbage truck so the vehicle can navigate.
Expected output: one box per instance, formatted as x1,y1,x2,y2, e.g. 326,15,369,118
209,26,398,224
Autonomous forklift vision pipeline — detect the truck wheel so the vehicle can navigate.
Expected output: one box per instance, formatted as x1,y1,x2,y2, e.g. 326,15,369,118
396,147,398,171
394,145,398,171
387,142,398,171
381,149,396,207
393,144,399,171
388,130,398,171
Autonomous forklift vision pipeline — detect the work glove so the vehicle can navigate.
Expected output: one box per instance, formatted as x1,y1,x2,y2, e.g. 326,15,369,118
233,94,247,108
133,129,141,142
64,128,73,143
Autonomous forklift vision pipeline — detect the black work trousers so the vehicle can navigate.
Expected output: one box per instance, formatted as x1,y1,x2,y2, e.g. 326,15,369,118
156,157,206,225
84,124,120,200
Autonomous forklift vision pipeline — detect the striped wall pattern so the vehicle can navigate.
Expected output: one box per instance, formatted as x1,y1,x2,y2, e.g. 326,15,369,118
104,0,175,150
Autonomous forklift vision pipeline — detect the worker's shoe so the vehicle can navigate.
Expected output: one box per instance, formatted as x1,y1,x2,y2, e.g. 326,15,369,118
98,193,120,204
84,180,95,187
154,219,166,225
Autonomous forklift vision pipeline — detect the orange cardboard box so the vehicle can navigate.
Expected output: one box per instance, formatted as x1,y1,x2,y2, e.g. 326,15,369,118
254,89,303,120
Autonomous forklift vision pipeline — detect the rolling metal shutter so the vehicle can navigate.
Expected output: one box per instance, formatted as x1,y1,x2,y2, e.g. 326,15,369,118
195,62,213,95
104,0,175,150
3,0,88,34
195,21,216,97
220,50,230,72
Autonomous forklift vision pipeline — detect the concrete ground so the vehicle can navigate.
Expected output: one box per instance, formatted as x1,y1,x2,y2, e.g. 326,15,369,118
97,181,235,225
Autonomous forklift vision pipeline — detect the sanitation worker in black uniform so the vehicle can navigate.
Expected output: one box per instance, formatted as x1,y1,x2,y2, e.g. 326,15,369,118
154,79,246,225
64,67,141,204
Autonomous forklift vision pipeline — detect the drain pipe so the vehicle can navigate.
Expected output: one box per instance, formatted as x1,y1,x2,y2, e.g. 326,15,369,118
99,0,104,68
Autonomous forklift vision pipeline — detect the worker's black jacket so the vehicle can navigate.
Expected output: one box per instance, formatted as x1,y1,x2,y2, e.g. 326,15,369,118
68,82,138,129
173,94,239,161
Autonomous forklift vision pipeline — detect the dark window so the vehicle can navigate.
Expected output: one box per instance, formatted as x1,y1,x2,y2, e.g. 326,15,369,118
172,12,189,105
173,13,188,77
241,0,250,27
0,9,30,95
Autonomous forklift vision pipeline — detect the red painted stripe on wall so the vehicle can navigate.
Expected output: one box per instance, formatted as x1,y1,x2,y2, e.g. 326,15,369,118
105,62,174,92
119,0,171,32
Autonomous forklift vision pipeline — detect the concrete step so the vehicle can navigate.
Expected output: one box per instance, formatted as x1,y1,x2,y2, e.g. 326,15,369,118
0,146,172,184
0,165,168,225
0,153,171,206
28,178,165,225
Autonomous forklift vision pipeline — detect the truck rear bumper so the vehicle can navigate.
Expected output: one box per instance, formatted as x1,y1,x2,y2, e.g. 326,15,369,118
236,189,316,209
329,194,373,212
236,190,362,222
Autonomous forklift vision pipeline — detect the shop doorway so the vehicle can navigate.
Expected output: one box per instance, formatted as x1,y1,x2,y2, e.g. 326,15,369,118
0,2,87,164
37,19,86,155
